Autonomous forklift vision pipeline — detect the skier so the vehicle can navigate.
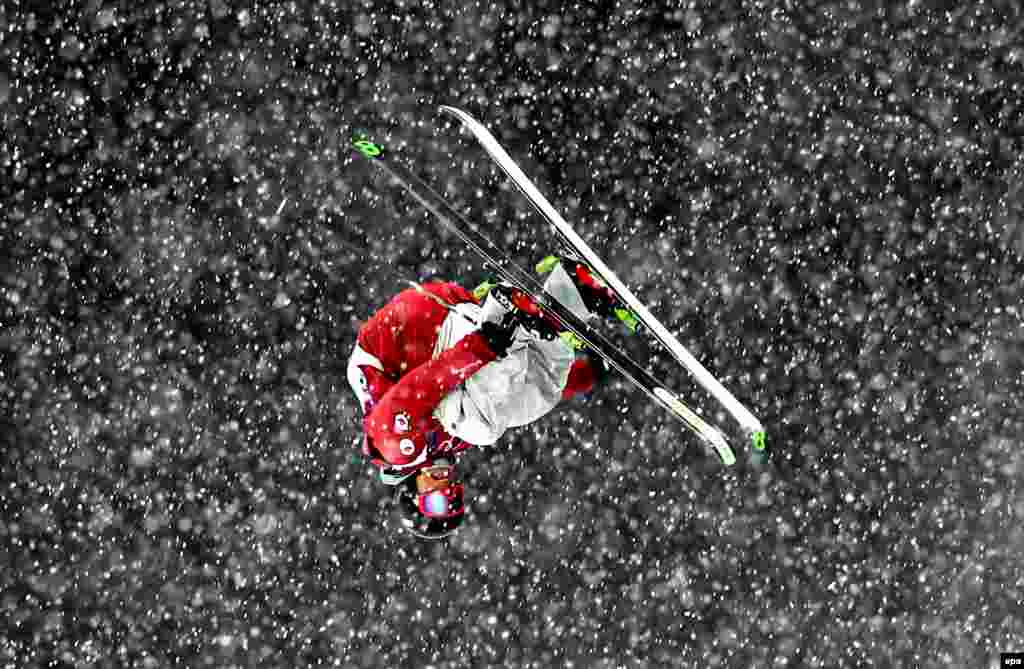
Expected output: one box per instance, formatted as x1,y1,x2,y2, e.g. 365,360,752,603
346,257,637,539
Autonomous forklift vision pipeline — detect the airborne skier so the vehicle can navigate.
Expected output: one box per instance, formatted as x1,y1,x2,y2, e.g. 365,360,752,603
347,259,634,539
349,106,766,539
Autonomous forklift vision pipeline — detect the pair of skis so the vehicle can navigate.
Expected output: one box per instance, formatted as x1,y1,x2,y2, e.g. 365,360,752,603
352,106,765,465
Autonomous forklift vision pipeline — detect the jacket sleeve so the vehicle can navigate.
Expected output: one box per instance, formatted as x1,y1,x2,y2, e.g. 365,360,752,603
365,332,498,466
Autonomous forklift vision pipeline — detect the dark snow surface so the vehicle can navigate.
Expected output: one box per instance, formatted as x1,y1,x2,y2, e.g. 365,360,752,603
3,1,1024,667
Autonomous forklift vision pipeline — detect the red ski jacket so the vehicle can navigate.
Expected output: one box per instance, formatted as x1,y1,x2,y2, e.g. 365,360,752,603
349,282,598,470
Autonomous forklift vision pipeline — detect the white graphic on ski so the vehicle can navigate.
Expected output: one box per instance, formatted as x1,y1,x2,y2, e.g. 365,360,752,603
439,105,765,451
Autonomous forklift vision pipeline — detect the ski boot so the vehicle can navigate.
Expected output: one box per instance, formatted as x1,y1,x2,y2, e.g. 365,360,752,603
536,255,640,333
480,271,586,350
478,281,562,342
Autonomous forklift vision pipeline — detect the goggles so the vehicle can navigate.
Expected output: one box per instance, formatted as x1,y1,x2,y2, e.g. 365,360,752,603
415,464,465,519
416,484,465,519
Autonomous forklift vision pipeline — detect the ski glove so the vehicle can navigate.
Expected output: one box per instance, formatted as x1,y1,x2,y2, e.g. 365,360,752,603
477,318,517,358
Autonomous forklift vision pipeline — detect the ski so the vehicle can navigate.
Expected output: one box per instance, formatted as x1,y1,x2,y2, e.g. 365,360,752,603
438,105,766,453
351,136,737,465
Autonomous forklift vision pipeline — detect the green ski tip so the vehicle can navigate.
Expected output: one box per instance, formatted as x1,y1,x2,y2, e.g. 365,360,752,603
752,430,766,451
353,138,383,158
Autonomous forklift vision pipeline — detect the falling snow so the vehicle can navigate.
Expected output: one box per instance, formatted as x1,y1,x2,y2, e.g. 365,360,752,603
2,1,1023,667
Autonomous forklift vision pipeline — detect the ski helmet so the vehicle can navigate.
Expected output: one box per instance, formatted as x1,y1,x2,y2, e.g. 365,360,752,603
395,461,465,540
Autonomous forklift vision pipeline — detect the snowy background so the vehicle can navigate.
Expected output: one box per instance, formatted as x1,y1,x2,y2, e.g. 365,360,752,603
3,1,1023,667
